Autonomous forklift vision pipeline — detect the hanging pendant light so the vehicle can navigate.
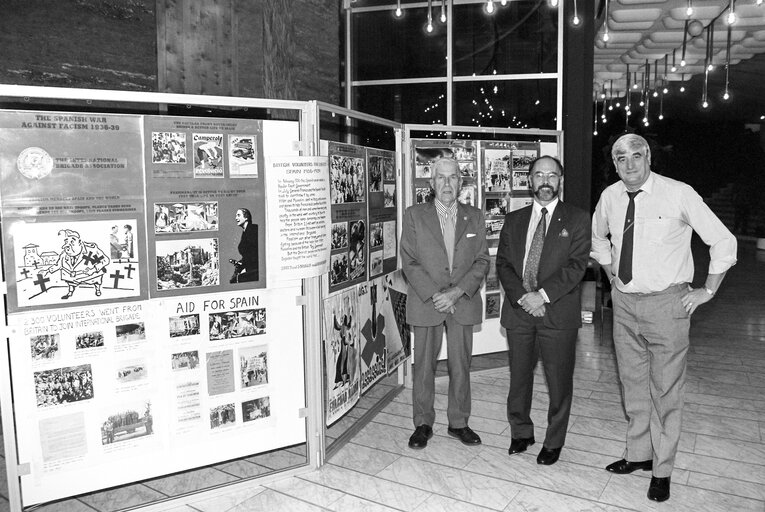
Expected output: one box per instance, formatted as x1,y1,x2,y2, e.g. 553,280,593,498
723,24,732,100
680,20,689,67
426,0,434,33
394,0,403,18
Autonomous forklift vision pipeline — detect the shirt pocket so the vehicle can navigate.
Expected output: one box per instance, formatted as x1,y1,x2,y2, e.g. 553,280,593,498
639,217,685,244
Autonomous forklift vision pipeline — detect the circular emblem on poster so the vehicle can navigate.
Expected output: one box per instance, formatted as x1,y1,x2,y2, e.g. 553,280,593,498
17,147,54,180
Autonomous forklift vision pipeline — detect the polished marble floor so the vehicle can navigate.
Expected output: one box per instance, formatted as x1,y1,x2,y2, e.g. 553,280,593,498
2,241,764,511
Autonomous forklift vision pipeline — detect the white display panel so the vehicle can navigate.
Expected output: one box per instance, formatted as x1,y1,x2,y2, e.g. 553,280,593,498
8,286,306,506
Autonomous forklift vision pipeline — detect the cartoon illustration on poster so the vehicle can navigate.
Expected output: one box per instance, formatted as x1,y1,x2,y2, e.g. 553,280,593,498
323,288,360,425
0,110,148,313
326,141,368,294
192,133,224,178
382,270,410,374
12,220,141,308
357,278,387,393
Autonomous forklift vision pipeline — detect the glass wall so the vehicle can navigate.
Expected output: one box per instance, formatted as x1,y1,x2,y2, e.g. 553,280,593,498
348,0,561,130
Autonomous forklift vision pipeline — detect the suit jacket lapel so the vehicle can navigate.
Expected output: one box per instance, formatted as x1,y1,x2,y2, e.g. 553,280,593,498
540,202,564,262
423,202,447,255
455,203,469,244
513,207,533,266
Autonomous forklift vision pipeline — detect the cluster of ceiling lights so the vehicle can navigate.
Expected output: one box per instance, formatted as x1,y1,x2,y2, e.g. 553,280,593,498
595,0,757,134
392,0,562,33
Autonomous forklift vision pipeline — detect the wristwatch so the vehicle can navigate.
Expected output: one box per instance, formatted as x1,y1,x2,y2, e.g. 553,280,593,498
703,286,715,296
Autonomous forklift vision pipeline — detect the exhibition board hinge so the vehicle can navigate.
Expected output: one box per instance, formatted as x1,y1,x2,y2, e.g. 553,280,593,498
17,462,30,476
295,295,308,307
0,280,7,295
298,407,308,418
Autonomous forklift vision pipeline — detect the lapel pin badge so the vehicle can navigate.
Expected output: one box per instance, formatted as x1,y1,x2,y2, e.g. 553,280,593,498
560,228,569,237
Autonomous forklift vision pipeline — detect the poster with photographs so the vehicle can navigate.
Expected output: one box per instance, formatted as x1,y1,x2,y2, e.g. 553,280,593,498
367,148,398,277
323,287,361,426
10,219,142,309
192,133,224,178
0,110,148,313
357,278,387,394
144,116,267,297
412,139,479,207
382,270,410,374
229,135,258,177
326,141,369,294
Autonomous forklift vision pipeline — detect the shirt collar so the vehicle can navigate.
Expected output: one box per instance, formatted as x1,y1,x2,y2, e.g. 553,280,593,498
434,198,458,217
618,171,654,196
533,197,558,215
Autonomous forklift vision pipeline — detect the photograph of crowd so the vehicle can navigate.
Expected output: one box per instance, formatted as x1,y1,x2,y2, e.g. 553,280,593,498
239,345,268,388
75,331,104,350
370,251,383,277
116,362,147,383
156,238,219,290
115,322,145,342
370,222,383,249
485,197,508,217
459,183,476,207
35,364,94,408
154,202,218,233
329,154,366,204
485,292,501,319
459,161,476,178
330,253,349,285
383,184,396,208
169,313,200,337
210,403,236,429
151,132,187,164
348,220,366,281
101,402,153,444
209,308,266,340
369,156,383,192
171,351,200,371
331,222,348,250
512,150,537,170
30,334,59,361
415,187,434,204
241,396,270,422
512,169,530,190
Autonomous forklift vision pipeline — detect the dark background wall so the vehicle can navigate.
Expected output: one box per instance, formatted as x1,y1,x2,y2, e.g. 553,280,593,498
0,0,341,104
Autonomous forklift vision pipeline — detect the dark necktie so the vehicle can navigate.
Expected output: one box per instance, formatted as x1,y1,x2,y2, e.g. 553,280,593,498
618,190,641,284
523,207,547,292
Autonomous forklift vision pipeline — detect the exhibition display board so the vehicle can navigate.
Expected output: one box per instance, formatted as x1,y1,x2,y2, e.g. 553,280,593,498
405,127,562,358
0,106,315,508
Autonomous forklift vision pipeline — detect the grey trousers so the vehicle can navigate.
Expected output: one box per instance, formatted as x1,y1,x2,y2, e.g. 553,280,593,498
412,315,473,428
612,284,690,477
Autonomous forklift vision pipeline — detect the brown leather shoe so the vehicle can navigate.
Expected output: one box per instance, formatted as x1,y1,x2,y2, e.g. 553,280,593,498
408,425,433,449
647,476,670,502
605,458,653,474
447,426,481,445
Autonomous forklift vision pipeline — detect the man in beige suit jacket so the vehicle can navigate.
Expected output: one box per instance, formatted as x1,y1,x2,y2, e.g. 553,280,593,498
400,157,489,449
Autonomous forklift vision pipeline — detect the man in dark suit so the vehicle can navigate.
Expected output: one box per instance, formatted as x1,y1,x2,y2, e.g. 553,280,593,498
400,157,490,450
231,207,259,283
496,156,591,465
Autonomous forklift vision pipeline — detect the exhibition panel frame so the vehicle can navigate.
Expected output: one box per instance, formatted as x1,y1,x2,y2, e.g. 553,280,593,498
0,85,326,512
403,123,564,357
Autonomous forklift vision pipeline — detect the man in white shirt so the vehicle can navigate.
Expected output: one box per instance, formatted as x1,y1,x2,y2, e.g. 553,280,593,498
591,133,737,502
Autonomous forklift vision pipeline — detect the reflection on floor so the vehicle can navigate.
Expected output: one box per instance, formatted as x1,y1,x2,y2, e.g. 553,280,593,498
2,241,764,511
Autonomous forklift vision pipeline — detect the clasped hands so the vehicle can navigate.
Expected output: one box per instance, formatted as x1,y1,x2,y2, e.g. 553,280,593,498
432,287,464,314
518,291,546,317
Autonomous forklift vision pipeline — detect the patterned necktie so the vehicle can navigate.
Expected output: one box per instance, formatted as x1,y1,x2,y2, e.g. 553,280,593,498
443,210,456,272
523,207,547,292
618,190,641,284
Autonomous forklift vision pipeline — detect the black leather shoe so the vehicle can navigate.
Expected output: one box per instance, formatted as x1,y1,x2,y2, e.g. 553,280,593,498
508,437,535,455
408,425,433,449
647,476,670,502
605,458,653,474
447,426,481,445
536,446,562,465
